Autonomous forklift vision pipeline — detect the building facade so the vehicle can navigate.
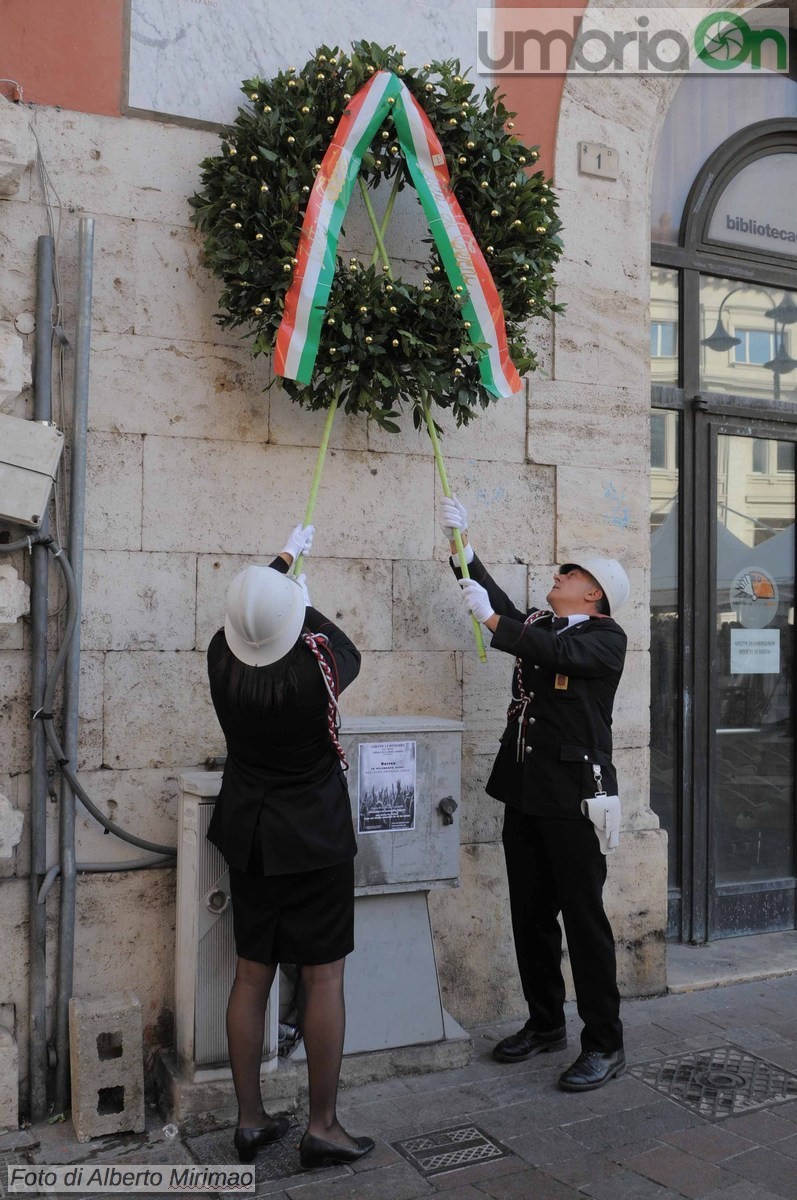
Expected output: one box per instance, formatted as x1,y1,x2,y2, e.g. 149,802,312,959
2,0,792,1124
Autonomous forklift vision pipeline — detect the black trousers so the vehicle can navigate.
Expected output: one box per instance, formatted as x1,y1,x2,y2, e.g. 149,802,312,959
502,805,623,1053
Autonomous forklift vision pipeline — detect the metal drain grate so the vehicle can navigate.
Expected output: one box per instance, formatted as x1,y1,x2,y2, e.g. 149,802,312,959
392,1124,512,1178
629,1044,797,1120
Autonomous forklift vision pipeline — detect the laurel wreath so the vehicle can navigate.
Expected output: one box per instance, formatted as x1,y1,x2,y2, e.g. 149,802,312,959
189,40,563,432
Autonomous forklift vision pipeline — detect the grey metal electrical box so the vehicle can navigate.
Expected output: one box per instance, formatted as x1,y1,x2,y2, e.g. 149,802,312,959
341,716,462,892
0,413,64,528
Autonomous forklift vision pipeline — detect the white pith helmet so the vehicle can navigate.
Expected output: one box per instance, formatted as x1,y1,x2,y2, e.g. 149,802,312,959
224,565,305,666
563,556,630,614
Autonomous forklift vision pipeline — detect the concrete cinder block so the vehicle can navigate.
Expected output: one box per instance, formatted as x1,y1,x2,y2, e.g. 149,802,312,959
0,1027,18,1130
68,991,145,1142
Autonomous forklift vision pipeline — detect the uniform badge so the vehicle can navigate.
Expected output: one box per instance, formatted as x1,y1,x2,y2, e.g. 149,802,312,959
554,674,569,690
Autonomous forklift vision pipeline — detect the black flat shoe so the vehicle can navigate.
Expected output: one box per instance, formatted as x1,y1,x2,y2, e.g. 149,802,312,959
234,1116,290,1163
558,1048,625,1092
299,1130,375,1169
493,1023,567,1063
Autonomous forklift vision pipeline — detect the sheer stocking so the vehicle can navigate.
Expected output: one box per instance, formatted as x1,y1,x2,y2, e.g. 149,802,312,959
227,957,277,1127
300,957,356,1147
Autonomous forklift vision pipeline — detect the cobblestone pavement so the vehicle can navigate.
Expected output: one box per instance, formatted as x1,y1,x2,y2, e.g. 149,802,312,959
3,974,797,1200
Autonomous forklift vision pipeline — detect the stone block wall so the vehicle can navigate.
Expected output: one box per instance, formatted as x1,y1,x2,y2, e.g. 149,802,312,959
0,87,662,1111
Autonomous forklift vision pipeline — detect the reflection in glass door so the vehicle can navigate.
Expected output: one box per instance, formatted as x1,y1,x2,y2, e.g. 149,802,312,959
712,434,796,933
650,410,681,934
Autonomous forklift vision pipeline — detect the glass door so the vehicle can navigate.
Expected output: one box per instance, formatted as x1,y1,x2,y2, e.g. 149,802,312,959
708,421,796,934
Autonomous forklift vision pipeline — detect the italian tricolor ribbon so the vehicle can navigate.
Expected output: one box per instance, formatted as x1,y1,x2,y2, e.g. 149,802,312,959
274,70,522,398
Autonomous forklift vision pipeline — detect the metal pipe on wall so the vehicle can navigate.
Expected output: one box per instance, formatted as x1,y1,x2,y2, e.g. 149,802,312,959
54,218,95,1115
29,235,55,1123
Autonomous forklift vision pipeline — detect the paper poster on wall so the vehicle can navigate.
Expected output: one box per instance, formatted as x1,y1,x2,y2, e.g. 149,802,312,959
358,741,416,834
730,628,780,675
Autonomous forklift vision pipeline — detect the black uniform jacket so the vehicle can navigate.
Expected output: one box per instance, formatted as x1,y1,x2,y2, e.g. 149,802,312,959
457,554,627,818
206,558,361,874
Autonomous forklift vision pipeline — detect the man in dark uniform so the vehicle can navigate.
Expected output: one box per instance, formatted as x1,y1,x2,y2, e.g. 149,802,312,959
440,496,629,1092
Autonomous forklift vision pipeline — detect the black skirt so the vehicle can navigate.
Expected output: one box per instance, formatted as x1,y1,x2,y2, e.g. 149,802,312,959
229,850,355,966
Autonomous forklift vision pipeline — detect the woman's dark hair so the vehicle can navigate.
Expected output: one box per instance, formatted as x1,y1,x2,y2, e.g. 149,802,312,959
209,629,308,713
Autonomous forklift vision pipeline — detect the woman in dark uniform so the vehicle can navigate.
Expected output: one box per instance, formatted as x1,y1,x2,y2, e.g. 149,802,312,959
206,524,374,1169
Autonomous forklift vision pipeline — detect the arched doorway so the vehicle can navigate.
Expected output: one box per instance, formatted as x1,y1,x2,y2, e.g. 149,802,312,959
651,83,797,941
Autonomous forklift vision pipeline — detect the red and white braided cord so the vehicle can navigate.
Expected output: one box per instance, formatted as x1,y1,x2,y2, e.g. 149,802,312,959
302,632,349,770
506,609,552,761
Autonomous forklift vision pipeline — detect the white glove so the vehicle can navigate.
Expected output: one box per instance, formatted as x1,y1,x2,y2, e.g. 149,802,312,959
281,523,314,561
296,573,311,607
459,578,494,624
439,495,468,538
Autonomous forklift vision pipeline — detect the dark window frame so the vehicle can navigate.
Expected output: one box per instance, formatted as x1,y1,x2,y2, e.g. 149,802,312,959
652,119,797,943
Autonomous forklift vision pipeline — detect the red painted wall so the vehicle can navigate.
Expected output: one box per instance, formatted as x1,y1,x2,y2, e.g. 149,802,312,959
0,0,125,116
495,0,587,176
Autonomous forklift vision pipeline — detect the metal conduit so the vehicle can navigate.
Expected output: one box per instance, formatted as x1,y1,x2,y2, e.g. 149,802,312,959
0,531,177,860
29,235,54,1123
54,217,94,1115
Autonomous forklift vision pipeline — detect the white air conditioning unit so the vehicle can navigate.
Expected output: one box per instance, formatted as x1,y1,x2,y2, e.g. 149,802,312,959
174,774,279,1078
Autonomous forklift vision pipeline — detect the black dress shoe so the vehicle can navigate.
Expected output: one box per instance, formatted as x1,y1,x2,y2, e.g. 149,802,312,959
492,1023,567,1063
234,1116,290,1163
299,1130,376,1169
558,1048,625,1092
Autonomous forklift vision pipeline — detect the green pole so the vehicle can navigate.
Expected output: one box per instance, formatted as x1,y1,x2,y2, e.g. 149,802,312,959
358,176,394,278
421,393,487,663
369,170,402,270
293,391,339,577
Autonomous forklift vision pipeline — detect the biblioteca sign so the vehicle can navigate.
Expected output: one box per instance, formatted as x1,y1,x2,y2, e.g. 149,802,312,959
709,152,797,255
